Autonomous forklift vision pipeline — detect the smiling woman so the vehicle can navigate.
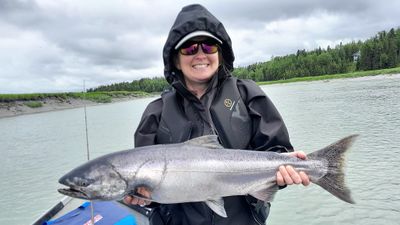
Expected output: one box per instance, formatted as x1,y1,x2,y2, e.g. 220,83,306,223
124,4,310,225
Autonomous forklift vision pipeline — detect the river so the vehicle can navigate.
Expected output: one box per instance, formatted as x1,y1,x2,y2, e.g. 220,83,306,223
0,74,399,225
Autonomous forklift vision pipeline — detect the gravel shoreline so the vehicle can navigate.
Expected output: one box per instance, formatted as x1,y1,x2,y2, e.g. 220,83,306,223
0,97,139,119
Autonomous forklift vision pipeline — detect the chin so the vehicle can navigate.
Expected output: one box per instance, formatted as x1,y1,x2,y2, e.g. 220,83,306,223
196,76,214,83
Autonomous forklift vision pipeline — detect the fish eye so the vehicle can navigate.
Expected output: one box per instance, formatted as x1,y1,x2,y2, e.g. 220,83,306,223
78,179,92,187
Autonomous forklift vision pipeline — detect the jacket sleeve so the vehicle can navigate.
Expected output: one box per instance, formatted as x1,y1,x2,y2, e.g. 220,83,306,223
133,98,166,214
237,79,293,153
134,98,163,147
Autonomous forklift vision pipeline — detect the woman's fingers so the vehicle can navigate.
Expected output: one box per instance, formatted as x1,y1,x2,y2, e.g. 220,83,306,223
276,170,285,186
277,165,310,186
276,151,310,186
294,151,307,160
284,151,307,160
281,165,302,184
278,165,293,185
123,187,152,206
299,171,310,186
123,195,133,205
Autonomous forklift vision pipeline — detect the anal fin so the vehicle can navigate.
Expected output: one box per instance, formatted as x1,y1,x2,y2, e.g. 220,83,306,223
250,184,279,202
205,198,227,217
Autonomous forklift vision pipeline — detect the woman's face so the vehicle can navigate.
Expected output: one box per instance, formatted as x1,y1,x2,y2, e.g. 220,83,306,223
175,37,219,87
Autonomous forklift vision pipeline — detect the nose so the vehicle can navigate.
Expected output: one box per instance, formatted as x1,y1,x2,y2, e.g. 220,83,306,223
194,46,207,58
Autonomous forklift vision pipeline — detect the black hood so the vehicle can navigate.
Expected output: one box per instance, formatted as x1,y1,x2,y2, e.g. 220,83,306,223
162,4,235,85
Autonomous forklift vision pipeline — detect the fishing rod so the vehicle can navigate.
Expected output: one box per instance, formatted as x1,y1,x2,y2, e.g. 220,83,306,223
83,80,91,161
83,80,95,224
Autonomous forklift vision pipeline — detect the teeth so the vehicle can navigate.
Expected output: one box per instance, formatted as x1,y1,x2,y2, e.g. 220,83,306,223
193,64,208,69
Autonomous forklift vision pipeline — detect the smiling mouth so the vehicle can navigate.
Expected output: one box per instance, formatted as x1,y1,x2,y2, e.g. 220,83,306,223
193,64,209,69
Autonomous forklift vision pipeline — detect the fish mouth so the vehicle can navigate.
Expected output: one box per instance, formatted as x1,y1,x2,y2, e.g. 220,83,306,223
58,187,89,199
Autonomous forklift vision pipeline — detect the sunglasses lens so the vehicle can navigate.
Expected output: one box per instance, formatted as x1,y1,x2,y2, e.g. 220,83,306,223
180,44,199,55
201,43,218,54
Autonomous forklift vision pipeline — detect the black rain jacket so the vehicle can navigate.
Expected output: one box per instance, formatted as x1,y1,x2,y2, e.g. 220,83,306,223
134,4,293,225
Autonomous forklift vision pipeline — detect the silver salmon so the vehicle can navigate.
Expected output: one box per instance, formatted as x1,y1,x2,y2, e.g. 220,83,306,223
58,135,357,217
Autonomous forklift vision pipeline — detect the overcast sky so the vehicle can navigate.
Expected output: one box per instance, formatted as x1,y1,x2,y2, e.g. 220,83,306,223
1,0,399,93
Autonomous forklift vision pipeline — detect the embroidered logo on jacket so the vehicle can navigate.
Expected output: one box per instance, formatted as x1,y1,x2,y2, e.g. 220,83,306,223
224,98,235,110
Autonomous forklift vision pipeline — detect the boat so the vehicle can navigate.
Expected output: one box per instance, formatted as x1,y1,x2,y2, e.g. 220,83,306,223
32,196,151,225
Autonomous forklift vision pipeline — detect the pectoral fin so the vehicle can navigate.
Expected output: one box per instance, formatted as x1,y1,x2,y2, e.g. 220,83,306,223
249,184,279,202
205,198,227,217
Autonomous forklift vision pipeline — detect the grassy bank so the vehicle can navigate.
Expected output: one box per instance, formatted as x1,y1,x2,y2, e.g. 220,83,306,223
0,91,150,104
257,67,400,85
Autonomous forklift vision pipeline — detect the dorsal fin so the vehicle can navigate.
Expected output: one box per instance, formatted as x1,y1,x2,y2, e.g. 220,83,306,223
184,135,223,149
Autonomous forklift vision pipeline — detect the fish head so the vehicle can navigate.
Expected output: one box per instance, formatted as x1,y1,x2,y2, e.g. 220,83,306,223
58,161,128,200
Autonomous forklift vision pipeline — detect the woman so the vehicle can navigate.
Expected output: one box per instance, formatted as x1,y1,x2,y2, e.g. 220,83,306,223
124,4,309,225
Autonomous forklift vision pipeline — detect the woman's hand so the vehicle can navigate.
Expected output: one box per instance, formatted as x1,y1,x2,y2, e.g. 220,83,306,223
276,151,310,186
123,186,152,206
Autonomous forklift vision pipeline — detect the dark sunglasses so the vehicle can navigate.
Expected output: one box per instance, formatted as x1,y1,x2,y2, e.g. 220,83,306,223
179,41,219,55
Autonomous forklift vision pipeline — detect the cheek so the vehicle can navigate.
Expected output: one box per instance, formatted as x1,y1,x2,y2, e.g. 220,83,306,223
208,54,219,65
176,54,190,70
178,58,193,72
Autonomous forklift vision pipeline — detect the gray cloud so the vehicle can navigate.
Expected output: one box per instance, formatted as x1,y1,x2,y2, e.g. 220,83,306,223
1,0,399,93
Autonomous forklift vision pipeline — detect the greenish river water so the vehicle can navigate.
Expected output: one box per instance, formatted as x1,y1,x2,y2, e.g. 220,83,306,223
0,74,399,225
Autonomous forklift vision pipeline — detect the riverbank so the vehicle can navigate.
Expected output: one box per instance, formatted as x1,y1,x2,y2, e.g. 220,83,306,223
0,90,154,119
256,66,400,85
0,96,143,119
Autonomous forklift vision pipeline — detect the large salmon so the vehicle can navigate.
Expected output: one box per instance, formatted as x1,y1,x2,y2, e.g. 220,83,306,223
58,135,357,217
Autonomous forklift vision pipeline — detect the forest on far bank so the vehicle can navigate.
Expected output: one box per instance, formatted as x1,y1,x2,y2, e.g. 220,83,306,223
90,27,400,93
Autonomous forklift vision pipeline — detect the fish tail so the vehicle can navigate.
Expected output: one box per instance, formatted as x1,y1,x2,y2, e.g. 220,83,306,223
307,135,358,204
